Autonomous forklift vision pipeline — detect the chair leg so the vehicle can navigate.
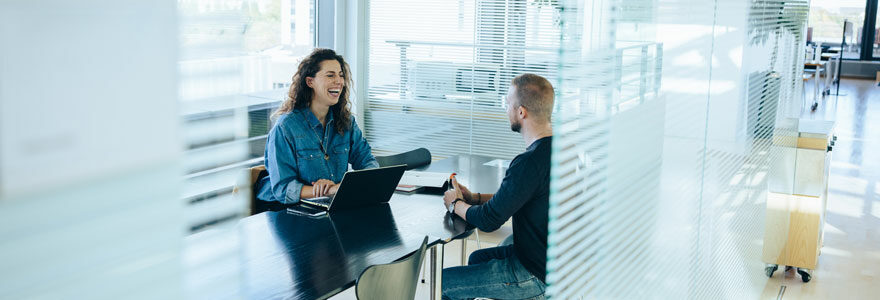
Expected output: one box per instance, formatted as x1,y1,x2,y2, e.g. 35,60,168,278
459,231,486,266
430,245,444,300
813,71,819,108
461,238,467,265
803,79,807,112
474,231,481,249
420,254,427,283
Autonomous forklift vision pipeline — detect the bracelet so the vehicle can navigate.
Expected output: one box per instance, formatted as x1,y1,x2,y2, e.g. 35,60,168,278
475,192,481,204
451,199,462,213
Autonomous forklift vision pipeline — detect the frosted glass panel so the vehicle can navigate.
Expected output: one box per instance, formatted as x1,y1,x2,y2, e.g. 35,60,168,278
0,1,182,299
547,0,807,298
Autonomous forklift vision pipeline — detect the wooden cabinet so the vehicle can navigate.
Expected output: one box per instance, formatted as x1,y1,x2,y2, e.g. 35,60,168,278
763,119,834,281
762,192,826,270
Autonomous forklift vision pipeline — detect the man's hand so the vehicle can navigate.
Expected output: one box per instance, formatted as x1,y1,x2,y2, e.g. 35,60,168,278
444,177,474,208
452,178,477,204
444,177,473,220
443,186,462,209
311,179,335,197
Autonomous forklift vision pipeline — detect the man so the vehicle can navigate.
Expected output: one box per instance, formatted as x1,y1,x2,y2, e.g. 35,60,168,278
442,73,553,300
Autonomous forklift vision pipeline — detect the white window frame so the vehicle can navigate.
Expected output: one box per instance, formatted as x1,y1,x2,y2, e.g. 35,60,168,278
319,0,370,125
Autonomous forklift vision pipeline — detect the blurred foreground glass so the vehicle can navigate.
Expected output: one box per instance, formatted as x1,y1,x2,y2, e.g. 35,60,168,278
547,0,807,298
1,1,181,298
178,1,315,298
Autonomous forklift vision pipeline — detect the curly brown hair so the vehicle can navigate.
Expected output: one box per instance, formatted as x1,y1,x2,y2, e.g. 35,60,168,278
273,48,353,134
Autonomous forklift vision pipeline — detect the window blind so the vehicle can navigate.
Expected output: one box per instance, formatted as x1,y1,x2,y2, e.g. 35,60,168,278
548,0,808,299
365,0,562,160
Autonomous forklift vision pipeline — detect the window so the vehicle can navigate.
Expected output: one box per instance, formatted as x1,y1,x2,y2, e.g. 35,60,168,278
179,0,315,100
808,0,867,59
365,0,562,160
178,0,315,230
872,0,880,58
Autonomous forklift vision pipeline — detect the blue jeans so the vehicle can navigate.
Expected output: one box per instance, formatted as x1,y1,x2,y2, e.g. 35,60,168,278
442,245,546,300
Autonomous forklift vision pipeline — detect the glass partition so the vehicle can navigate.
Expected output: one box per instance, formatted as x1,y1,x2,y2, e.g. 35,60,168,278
547,0,807,298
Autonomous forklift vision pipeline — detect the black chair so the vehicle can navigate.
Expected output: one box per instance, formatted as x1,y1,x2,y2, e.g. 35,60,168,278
375,148,431,170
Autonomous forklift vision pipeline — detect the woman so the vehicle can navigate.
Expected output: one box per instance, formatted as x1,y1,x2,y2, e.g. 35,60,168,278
256,48,378,209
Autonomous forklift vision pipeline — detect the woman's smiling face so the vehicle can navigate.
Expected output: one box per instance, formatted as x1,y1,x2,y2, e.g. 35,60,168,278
306,59,345,107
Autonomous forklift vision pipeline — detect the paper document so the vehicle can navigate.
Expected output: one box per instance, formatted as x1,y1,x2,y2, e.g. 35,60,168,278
398,171,451,188
395,185,422,192
483,159,512,168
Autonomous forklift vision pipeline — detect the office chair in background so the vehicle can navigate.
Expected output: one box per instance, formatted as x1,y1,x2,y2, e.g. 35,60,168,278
375,148,432,170
356,236,430,300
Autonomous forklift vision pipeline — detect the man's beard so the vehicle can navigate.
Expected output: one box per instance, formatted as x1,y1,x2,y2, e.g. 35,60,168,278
510,121,521,133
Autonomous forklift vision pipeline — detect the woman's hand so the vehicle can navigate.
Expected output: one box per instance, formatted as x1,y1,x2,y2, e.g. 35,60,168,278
328,183,340,195
311,179,336,197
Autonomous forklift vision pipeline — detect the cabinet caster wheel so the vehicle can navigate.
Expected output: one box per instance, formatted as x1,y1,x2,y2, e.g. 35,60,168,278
797,268,811,282
765,264,779,278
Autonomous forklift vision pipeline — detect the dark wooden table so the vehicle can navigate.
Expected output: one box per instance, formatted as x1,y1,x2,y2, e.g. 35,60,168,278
185,154,507,300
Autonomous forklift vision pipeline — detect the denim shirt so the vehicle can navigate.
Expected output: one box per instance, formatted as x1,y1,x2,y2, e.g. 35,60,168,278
257,107,379,204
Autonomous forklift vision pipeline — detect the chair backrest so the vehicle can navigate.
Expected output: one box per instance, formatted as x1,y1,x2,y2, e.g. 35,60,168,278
247,165,267,215
375,148,431,170
355,236,430,300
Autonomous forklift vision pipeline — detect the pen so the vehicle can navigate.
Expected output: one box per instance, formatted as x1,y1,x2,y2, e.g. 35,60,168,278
448,173,457,190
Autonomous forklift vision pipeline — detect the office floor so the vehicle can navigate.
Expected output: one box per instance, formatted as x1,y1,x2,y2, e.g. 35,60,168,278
759,78,880,299
331,79,879,300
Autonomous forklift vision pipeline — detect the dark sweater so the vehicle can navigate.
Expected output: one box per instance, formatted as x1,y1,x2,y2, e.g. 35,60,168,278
465,136,551,282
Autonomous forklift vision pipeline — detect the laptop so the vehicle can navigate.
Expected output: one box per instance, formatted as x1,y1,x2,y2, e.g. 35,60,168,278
292,165,407,215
